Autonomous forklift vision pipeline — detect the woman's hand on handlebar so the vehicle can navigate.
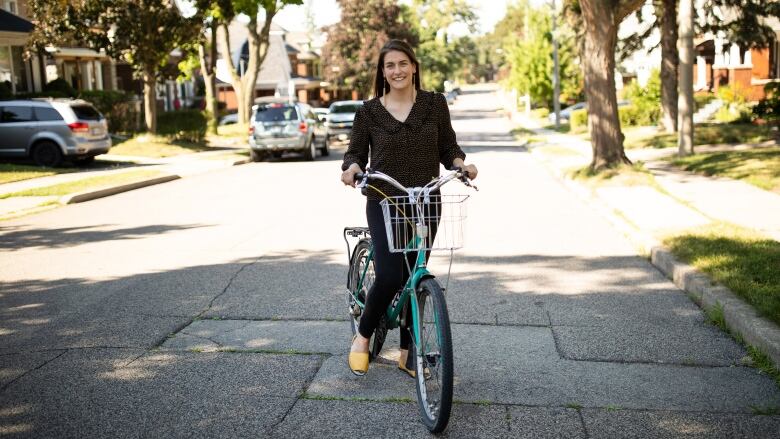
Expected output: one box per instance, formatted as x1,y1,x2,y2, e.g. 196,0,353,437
341,163,363,187
452,158,478,180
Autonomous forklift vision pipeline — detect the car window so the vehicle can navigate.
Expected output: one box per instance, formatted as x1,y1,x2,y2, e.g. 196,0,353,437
35,107,64,122
1,106,34,123
255,105,298,122
71,104,102,121
329,104,362,114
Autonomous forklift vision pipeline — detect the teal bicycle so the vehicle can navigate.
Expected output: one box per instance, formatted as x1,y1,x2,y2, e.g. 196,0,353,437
343,168,476,433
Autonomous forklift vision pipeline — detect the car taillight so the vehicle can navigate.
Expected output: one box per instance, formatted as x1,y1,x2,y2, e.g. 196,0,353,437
249,126,254,133
299,122,307,133
68,122,89,133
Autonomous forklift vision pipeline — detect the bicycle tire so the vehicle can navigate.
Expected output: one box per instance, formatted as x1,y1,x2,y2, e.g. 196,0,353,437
412,278,453,433
347,239,385,360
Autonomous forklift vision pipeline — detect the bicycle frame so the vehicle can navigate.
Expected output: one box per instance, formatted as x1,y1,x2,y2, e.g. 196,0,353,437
350,228,431,347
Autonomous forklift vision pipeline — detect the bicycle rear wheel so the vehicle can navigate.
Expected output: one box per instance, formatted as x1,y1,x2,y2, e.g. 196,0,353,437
347,239,385,359
412,278,453,433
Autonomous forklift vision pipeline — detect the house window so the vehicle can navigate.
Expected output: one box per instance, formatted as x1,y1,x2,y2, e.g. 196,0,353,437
774,39,780,79
2,0,18,14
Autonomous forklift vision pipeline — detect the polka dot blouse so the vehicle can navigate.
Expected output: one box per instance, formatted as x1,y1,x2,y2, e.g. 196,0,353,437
341,90,467,201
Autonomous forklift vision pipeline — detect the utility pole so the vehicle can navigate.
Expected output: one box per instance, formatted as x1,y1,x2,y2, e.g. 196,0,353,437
678,0,694,155
551,0,561,128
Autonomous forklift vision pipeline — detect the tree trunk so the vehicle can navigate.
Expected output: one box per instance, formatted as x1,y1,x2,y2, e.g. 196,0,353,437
581,2,631,170
143,69,157,134
218,23,246,126
199,22,219,135
678,0,695,155
659,0,678,133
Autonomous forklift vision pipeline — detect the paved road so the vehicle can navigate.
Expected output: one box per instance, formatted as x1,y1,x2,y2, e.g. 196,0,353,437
1,85,779,437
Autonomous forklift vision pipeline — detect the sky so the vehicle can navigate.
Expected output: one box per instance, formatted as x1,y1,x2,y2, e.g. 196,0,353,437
273,0,510,35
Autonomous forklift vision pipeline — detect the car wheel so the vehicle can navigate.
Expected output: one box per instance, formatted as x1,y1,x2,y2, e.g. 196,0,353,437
73,156,95,166
32,141,63,167
302,136,316,161
250,149,267,162
319,136,330,156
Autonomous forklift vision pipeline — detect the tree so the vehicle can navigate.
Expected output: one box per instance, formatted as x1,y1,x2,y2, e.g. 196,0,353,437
30,0,201,133
577,0,646,170
407,0,476,91
189,0,234,135
321,0,416,99
505,4,582,108
218,0,302,126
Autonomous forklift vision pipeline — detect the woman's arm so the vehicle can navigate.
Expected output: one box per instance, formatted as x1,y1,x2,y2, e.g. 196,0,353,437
437,93,477,179
341,106,370,186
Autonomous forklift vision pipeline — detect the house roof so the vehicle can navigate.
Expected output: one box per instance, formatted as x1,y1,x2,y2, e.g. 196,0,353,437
0,9,33,33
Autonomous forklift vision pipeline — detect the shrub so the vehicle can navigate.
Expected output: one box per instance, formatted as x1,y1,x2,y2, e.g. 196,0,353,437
157,110,207,143
78,90,140,133
532,107,549,119
620,70,661,126
570,108,588,132
43,78,77,98
752,82,780,122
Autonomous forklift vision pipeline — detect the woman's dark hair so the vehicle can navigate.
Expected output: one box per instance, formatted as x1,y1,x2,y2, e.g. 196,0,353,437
374,39,421,98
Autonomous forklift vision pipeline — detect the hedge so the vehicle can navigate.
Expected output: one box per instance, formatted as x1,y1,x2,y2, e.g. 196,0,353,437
157,110,207,143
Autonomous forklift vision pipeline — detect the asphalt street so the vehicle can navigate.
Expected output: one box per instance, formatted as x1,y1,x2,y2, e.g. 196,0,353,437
1,85,779,437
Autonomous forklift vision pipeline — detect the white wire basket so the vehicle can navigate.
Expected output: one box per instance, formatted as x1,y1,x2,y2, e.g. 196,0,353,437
380,194,468,253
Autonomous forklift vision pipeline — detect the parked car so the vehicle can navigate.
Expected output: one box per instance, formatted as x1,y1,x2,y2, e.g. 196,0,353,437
548,100,631,124
325,100,363,147
219,112,238,125
311,107,329,143
0,99,111,167
248,98,326,161
444,91,457,105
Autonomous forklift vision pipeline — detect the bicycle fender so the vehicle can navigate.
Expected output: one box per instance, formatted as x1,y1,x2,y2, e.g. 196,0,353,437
411,268,434,291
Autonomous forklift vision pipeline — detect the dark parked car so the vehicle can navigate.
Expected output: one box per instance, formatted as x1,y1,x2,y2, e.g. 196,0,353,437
248,99,326,161
325,100,363,148
0,99,111,167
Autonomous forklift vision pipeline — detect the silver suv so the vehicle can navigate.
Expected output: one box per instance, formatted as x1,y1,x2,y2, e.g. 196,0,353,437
0,99,111,167
325,100,363,148
248,99,325,161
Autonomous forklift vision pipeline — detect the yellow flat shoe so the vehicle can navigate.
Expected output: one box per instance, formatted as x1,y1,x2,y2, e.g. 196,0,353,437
398,362,416,378
398,349,416,378
348,336,369,376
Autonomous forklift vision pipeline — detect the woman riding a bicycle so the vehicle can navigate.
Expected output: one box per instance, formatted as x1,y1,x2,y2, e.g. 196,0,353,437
340,39,478,377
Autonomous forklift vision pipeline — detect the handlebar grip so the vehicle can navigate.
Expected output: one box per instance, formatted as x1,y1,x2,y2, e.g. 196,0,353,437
354,172,365,181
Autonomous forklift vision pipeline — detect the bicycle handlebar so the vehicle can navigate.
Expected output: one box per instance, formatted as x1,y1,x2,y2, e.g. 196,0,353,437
353,168,477,193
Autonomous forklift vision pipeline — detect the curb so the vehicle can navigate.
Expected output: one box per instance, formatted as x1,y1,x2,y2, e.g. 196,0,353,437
652,247,780,366
59,174,181,204
527,141,780,369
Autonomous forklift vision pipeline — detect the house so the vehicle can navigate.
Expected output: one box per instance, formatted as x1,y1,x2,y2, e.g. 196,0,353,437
215,20,331,110
0,1,42,94
693,17,780,101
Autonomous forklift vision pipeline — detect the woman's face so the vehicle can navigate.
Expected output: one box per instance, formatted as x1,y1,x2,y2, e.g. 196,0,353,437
382,50,416,92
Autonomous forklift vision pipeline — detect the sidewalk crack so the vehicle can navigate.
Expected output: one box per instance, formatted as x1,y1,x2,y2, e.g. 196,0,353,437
198,256,261,318
0,349,67,393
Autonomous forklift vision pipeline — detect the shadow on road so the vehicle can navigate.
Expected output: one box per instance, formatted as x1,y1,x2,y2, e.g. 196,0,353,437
0,223,212,251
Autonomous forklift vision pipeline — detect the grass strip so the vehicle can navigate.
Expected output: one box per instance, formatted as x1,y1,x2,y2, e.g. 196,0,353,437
569,162,658,188
663,223,780,326
109,134,212,157
623,123,776,149
0,169,164,198
0,163,80,184
668,147,780,193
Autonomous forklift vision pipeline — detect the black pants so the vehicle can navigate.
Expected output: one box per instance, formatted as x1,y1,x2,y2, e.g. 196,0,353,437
358,199,439,349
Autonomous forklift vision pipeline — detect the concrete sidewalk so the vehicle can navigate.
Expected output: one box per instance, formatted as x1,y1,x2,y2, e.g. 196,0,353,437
0,148,250,219
511,112,780,368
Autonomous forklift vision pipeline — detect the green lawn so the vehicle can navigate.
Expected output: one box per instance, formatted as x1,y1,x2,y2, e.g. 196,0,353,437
0,169,164,198
623,123,776,149
0,163,81,184
109,134,213,157
663,223,780,327
669,147,780,193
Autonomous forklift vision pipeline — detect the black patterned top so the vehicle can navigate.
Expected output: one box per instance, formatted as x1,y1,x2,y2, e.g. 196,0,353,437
341,90,466,201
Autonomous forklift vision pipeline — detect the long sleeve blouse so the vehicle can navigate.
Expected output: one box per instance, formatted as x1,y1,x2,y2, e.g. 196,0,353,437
341,90,466,201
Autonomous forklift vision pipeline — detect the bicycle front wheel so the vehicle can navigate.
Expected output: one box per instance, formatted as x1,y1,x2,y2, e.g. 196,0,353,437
413,278,453,433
